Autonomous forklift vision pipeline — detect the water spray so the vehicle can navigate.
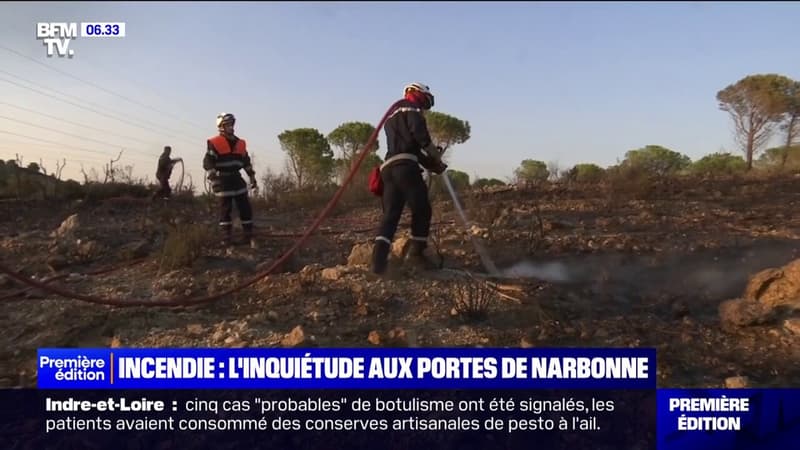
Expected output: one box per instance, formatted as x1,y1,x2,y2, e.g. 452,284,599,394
441,170,500,276
440,171,573,283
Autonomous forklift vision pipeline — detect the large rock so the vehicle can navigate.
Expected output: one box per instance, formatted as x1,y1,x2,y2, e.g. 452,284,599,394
784,318,800,335
744,259,800,308
347,237,411,268
347,242,373,267
718,298,777,328
54,214,80,239
321,266,345,281
281,325,305,347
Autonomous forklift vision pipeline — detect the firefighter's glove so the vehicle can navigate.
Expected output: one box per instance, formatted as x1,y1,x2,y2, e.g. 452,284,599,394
429,159,448,175
423,142,443,160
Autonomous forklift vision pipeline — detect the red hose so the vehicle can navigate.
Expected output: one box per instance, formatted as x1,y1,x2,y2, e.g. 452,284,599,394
0,100,404,307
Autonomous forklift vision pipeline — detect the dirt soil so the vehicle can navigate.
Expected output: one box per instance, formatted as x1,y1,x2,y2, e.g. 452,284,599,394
2,175,800,389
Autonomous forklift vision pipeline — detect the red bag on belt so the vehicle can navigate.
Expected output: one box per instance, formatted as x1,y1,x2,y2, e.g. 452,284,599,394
368,165,383,196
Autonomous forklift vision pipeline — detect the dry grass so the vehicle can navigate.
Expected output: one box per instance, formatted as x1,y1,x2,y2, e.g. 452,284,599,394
451,275,497,321
158,223,214,273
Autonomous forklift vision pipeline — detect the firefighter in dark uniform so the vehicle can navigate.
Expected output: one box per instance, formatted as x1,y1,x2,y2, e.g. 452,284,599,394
203,113,258,246
152,146,182,200
371,82,447,274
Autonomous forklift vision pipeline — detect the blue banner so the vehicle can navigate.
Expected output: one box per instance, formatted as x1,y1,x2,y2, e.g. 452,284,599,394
657,389,800,450
37,347,656,389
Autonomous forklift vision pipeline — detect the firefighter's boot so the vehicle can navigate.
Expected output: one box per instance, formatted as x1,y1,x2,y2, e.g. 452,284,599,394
371,239,392,275
403,239,439,271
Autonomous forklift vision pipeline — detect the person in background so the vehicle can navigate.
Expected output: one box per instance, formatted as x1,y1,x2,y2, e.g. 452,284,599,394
152,145,182,200
203,113,258,246
371,82,447,275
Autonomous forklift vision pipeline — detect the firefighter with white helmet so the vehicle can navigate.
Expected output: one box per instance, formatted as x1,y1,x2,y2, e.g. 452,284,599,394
203,112,258,246
371,82,447,274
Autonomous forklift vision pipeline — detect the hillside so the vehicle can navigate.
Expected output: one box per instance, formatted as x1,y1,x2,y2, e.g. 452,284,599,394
1,174,800,389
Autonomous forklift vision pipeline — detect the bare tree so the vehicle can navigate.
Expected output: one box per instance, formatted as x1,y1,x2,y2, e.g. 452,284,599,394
50,158,66,197
103,150,123,183
184,173,194,195
80,164,91,184
55,158,66,180
14,154,23,198
119,164,134,184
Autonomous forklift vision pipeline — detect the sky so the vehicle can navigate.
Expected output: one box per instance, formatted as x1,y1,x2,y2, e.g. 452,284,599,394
0,1,798,186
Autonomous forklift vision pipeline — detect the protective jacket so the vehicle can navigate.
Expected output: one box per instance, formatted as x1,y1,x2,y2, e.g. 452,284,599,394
203,134,255,197
381,99,439,171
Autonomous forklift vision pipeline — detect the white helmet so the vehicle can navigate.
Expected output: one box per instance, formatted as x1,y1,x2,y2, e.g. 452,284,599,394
216,113,235,129
404,82,434,109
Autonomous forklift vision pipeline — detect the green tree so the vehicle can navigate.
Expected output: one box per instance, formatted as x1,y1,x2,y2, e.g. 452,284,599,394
779,80,800,167
27,162,40,173
758,145,800,170
473,178,506,189
514,159,549,186
277,128,335,189
421,111,470,191
621,145,691,177
691,153,747,175
431,169,470,194
327,121,379,184
563,163,605,183
445,169,470,190
425,111,471,158
717,74,794,170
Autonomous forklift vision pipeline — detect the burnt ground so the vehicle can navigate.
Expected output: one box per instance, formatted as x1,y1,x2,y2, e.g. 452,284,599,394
1,174,800,389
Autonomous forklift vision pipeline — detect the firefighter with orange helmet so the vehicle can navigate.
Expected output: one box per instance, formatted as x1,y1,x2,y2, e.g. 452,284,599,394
203,113,258,246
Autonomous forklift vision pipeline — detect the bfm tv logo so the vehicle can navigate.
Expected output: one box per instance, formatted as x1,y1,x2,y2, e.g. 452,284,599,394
36,22,77,57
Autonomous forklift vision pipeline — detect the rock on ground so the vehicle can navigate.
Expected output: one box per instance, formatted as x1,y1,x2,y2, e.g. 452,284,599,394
54,214,80,238
725,376,750,388
367,331,381,345
347,243,372,267
744,259,800,308
281,325,305,347
321,267,344,281
347,237,412,268
391,237,411,259
784,318,800,335
718,298,777,328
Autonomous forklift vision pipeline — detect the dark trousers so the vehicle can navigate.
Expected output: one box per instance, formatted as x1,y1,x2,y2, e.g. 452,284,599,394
377,162,432,245
153,177,171,199
219,193,253,237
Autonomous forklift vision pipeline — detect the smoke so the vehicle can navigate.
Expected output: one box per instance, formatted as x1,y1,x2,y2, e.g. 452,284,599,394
500,261,572,282
494,240,800,303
